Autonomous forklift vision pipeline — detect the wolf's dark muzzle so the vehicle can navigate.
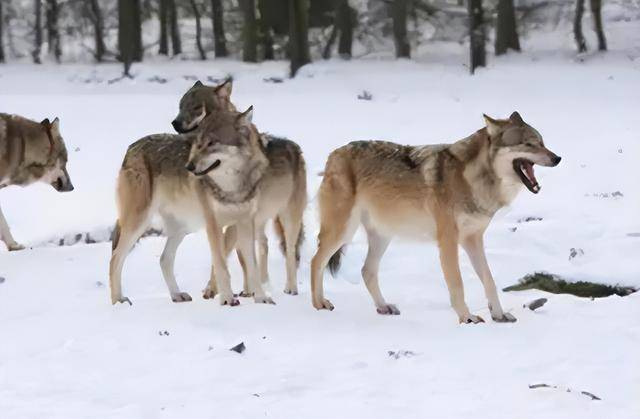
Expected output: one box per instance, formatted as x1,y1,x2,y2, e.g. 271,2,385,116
551,155,562,166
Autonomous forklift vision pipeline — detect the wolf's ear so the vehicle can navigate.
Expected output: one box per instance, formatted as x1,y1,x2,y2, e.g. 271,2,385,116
236,106,254,127
50,117,60,134
40,118,51,127
483,114,507,137
509,111,524,125
215,78,233,100
193,80,204,88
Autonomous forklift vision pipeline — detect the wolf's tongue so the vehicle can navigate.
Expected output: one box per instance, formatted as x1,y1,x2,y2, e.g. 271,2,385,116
523,161,537,185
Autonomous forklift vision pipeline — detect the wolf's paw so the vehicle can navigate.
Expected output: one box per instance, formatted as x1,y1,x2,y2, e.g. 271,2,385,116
171,292,192,303
459,314,485,324
202,288,217,300
219,294,240,306
112,296,132,306
283,287,298,296
313,298,334,311
7,243,25,252
492,312,517,323
254,295,276,305
237,290,254,298
376,304,400,315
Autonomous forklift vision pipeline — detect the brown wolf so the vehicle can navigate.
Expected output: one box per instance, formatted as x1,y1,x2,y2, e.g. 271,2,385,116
310,112,561,323
172,79,307,296
0,114,74,250
109,107,304,306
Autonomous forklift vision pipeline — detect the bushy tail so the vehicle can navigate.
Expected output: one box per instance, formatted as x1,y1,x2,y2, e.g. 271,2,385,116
327,246,345,276
274,216,305,267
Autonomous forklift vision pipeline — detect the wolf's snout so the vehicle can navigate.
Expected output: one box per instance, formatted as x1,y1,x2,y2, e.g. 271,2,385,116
185,162,196,172
551,155,562,166
172,120,181,132
53,176,74,192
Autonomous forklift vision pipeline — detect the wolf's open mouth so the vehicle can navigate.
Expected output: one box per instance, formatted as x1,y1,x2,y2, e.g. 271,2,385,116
513,159,540,194
194,159,221,176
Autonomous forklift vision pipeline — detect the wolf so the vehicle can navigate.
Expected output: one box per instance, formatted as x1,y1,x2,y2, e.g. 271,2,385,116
0,114,74,250
171,79,307,297
109,107,303,306
310,112,561,324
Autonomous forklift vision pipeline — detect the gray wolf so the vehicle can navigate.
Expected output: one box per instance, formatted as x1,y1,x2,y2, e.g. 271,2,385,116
172,79,307,297
0,114,74,250
109,107,302,306
310,112,561,323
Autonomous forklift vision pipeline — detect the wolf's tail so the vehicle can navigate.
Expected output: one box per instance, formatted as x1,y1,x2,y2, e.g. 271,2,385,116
328,246,345,276
274,216,305,266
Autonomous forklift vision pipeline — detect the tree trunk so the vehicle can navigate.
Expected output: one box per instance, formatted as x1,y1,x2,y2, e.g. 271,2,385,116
159,0,169,55
574,0,587,53
590,0,607,51
87,0,106,62
0,1,5,63
190,0,206,60
322,24,338,59
337,0,355,58
132,0,143,61
118,0,135,76
468,0,486,74
169,0,182,55
258,0,274,60
392,0,410,58
45,0,61,62
33,0,43,64
211,0,228,57
495,0,520,55
288,0,310,77
240,0,258,62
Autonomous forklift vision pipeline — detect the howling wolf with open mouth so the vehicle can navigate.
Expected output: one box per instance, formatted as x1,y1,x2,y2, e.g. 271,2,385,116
310,112,561,323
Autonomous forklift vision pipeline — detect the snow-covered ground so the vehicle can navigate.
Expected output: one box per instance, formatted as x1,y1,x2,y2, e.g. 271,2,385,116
1,16,639,419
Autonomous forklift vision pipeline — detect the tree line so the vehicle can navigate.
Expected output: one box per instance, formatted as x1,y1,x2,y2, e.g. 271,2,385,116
0,1,608,76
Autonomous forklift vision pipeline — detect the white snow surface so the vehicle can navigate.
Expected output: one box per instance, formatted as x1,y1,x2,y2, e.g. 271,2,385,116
1,26,639,419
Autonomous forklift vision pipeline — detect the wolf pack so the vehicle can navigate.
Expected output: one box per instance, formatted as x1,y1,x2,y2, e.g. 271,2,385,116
0,79,561,324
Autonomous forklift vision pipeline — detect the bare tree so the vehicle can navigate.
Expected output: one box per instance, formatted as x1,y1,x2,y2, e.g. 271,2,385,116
86,0,106,62
590,0,607,51
118,0,136,76
211,0,228,57
392,0,410,58
190,0,206,60
337,0,355,58
159,0,169,55
574,0,587,53
45,0,61,62
132,0,143,61
258,0,274,60
33,0,43,64
240,0,258,62
169,0,182,55
289,0,311,77
495,0,520,55
468,0,486,74
0,0,5,63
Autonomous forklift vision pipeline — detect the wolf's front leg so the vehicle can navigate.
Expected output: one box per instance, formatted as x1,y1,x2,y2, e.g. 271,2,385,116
198,188,238,306
236,220,274,305
0,205,24,251
437,228,484,324
461,234,516,323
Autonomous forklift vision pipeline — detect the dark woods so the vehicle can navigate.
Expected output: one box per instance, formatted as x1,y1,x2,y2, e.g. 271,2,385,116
0,1,608,76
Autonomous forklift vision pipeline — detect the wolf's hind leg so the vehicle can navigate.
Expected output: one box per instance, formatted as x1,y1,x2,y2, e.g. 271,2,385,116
236,221,274,305
160,230,191,303
0,205,24,251
362,224,396,315
276,211,303,296
461,233,516,323
109,217,149,305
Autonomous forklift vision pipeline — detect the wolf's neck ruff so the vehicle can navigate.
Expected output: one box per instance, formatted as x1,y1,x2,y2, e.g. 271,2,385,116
198,159,265,204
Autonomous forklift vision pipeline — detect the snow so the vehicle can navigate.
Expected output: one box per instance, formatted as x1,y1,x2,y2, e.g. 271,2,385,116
1,14,639,419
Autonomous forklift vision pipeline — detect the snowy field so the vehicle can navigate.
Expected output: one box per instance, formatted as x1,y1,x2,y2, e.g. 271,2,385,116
1,19,640,419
